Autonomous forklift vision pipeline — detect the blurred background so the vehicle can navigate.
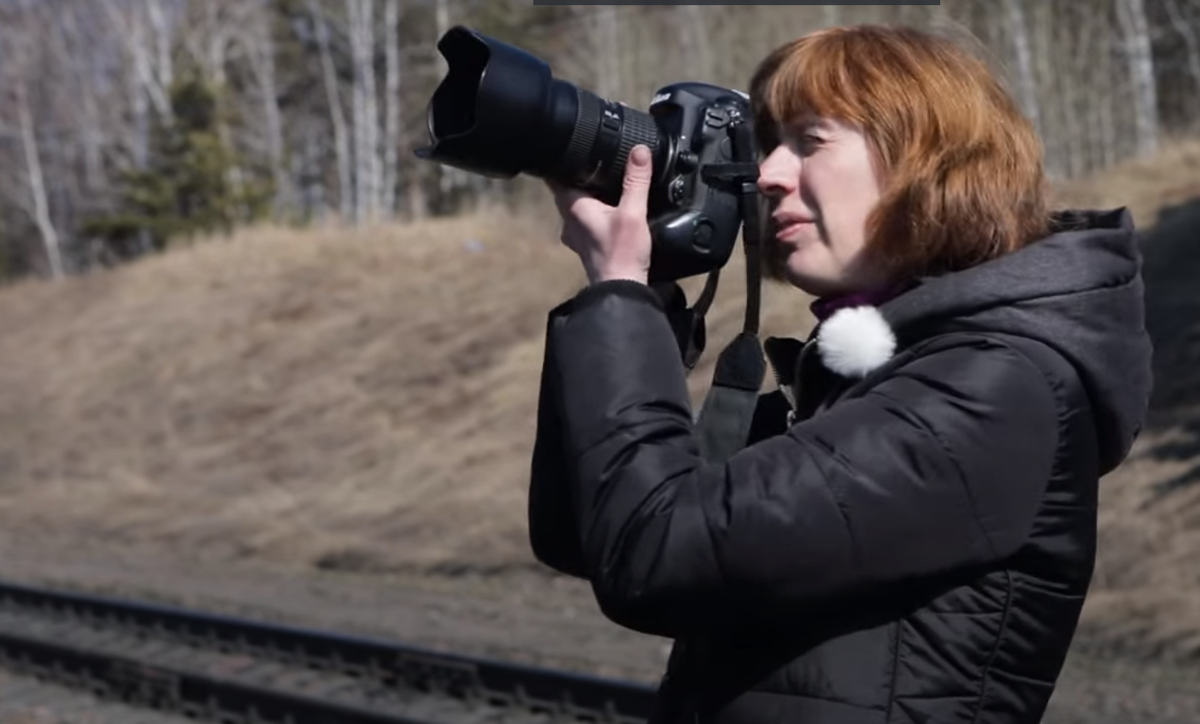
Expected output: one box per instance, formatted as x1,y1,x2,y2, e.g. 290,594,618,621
0,1,1198,723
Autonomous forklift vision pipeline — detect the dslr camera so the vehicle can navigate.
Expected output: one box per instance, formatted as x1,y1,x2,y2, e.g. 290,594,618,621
414,26,761,283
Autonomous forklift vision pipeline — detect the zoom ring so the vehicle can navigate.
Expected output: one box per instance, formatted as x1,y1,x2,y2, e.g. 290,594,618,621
615,109,661,169
564,92,600,175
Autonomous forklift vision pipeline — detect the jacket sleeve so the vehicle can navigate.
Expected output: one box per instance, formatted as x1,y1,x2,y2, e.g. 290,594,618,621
539,280,1060,638
528,280,768,578
528,290,596,579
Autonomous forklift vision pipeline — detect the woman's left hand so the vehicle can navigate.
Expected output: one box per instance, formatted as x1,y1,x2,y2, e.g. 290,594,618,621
548,144,654,286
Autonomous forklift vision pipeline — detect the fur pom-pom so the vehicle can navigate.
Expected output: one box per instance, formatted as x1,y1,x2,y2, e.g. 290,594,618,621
815,306,896,378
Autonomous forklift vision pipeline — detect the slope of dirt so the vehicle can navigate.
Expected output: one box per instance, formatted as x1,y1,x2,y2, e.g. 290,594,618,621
1050,136,1200,229
0,139,1199,671
0,204,812,576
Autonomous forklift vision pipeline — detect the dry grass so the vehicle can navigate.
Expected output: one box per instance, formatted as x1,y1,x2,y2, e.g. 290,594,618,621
1049,135,1200,228
1051,139,1200,664
0,140,1198,661
0,201,813,575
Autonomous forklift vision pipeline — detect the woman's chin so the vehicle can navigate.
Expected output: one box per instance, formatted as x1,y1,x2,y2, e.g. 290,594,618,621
781,264,839,298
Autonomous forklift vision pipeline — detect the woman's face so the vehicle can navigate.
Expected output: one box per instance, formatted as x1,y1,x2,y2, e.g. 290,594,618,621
756,116,888,298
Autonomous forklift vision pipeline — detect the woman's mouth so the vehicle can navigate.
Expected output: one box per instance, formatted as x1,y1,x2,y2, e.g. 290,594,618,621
773,217,814,241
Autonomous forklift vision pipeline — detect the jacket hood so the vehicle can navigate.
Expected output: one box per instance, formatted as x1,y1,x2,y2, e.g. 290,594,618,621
816,208,1153,475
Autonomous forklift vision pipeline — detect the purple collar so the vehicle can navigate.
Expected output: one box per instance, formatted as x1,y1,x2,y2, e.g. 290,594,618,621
810,280,914,322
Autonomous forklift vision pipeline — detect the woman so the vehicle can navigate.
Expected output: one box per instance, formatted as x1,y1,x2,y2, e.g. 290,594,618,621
528,24,1153,724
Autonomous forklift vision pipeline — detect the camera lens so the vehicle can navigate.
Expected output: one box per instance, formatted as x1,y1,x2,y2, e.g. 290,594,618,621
416,26,664,205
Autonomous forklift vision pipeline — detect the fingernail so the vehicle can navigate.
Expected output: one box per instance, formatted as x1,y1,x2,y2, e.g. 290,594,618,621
630,145,650,167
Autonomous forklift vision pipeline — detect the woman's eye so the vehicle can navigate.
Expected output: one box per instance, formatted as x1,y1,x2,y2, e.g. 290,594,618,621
794,134,823,153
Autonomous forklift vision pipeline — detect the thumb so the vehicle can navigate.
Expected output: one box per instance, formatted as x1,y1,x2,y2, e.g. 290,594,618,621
618,144,653,214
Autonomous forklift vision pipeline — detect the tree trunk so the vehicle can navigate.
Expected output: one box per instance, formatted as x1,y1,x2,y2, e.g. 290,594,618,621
248,3,288,218
676,6,711,81
102,0,174,124
593,6,621,100
363,0,380,221
1030,0,1063,178
309,0,353,224
1004,0,1041,136
60,5,106,194
1116,0,1159,157
147,0,173,92
382,0,400,219
16,81,64,280
208,2,229,88
1164,0,1200,121
1071,3,1098,174
348,0,380,225
433,0,460,205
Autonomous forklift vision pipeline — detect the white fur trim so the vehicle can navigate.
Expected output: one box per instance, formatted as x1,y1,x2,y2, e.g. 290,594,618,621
815,306,896,378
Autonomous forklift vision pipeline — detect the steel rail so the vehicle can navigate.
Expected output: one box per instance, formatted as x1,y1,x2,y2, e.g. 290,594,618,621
0,580,658,724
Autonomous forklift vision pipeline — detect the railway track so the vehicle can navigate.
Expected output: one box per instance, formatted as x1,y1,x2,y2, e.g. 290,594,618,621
0,580,658,724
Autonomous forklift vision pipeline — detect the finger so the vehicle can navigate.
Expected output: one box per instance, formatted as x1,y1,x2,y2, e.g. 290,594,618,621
618,145,653,217
558,217,585,253
551,186,591,218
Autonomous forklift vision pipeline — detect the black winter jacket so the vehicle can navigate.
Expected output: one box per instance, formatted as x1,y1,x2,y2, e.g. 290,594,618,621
528,208,1153,724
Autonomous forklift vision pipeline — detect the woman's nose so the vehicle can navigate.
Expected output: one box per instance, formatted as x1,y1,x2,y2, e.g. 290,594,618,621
756,148,798,198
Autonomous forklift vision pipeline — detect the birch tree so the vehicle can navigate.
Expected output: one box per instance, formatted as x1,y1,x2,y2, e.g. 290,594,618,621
432,0,465,204
1003,0,1041,136
382,0,400,219
4,0,1200,280
147,0,173,93
103,0,174,125
14,80,64,279
347,0,380,225
1,2,67,280
179,0,233,89
308,0,353,222
593,6,621,99
676,6,711,81
242,1,289,217
59,5,106,194
1164,0,1200,111
1117,0,1160,157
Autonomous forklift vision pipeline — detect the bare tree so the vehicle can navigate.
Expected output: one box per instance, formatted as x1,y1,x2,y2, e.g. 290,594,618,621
147,0,174,92
12,79,64,279
347,0,380,224
382,0,401,219
179,0,233,89
1117,0,1160,157
676,6,711,81
3,0,1200,280
242,1,289,217
593,6,621,99
1164,0,1200,110
308,0,353,223
103,0,174,124
59,5,106,194
1004,0,1041,135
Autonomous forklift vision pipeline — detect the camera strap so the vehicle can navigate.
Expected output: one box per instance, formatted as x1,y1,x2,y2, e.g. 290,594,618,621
692,120,767,465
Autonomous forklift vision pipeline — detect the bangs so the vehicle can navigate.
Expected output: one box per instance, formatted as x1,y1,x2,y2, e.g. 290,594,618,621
750,30,868,153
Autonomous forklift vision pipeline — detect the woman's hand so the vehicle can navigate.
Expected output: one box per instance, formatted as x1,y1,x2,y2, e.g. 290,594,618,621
548,144,654,286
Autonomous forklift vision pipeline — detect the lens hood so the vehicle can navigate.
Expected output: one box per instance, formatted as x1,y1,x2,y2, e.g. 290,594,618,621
415,26,580,179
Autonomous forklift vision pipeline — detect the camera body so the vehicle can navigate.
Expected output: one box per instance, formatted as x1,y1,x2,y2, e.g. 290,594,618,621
641,83,753,283
415,26,759,283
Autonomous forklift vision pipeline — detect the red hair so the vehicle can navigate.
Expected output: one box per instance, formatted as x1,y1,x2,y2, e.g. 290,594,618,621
749,24,1051,280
